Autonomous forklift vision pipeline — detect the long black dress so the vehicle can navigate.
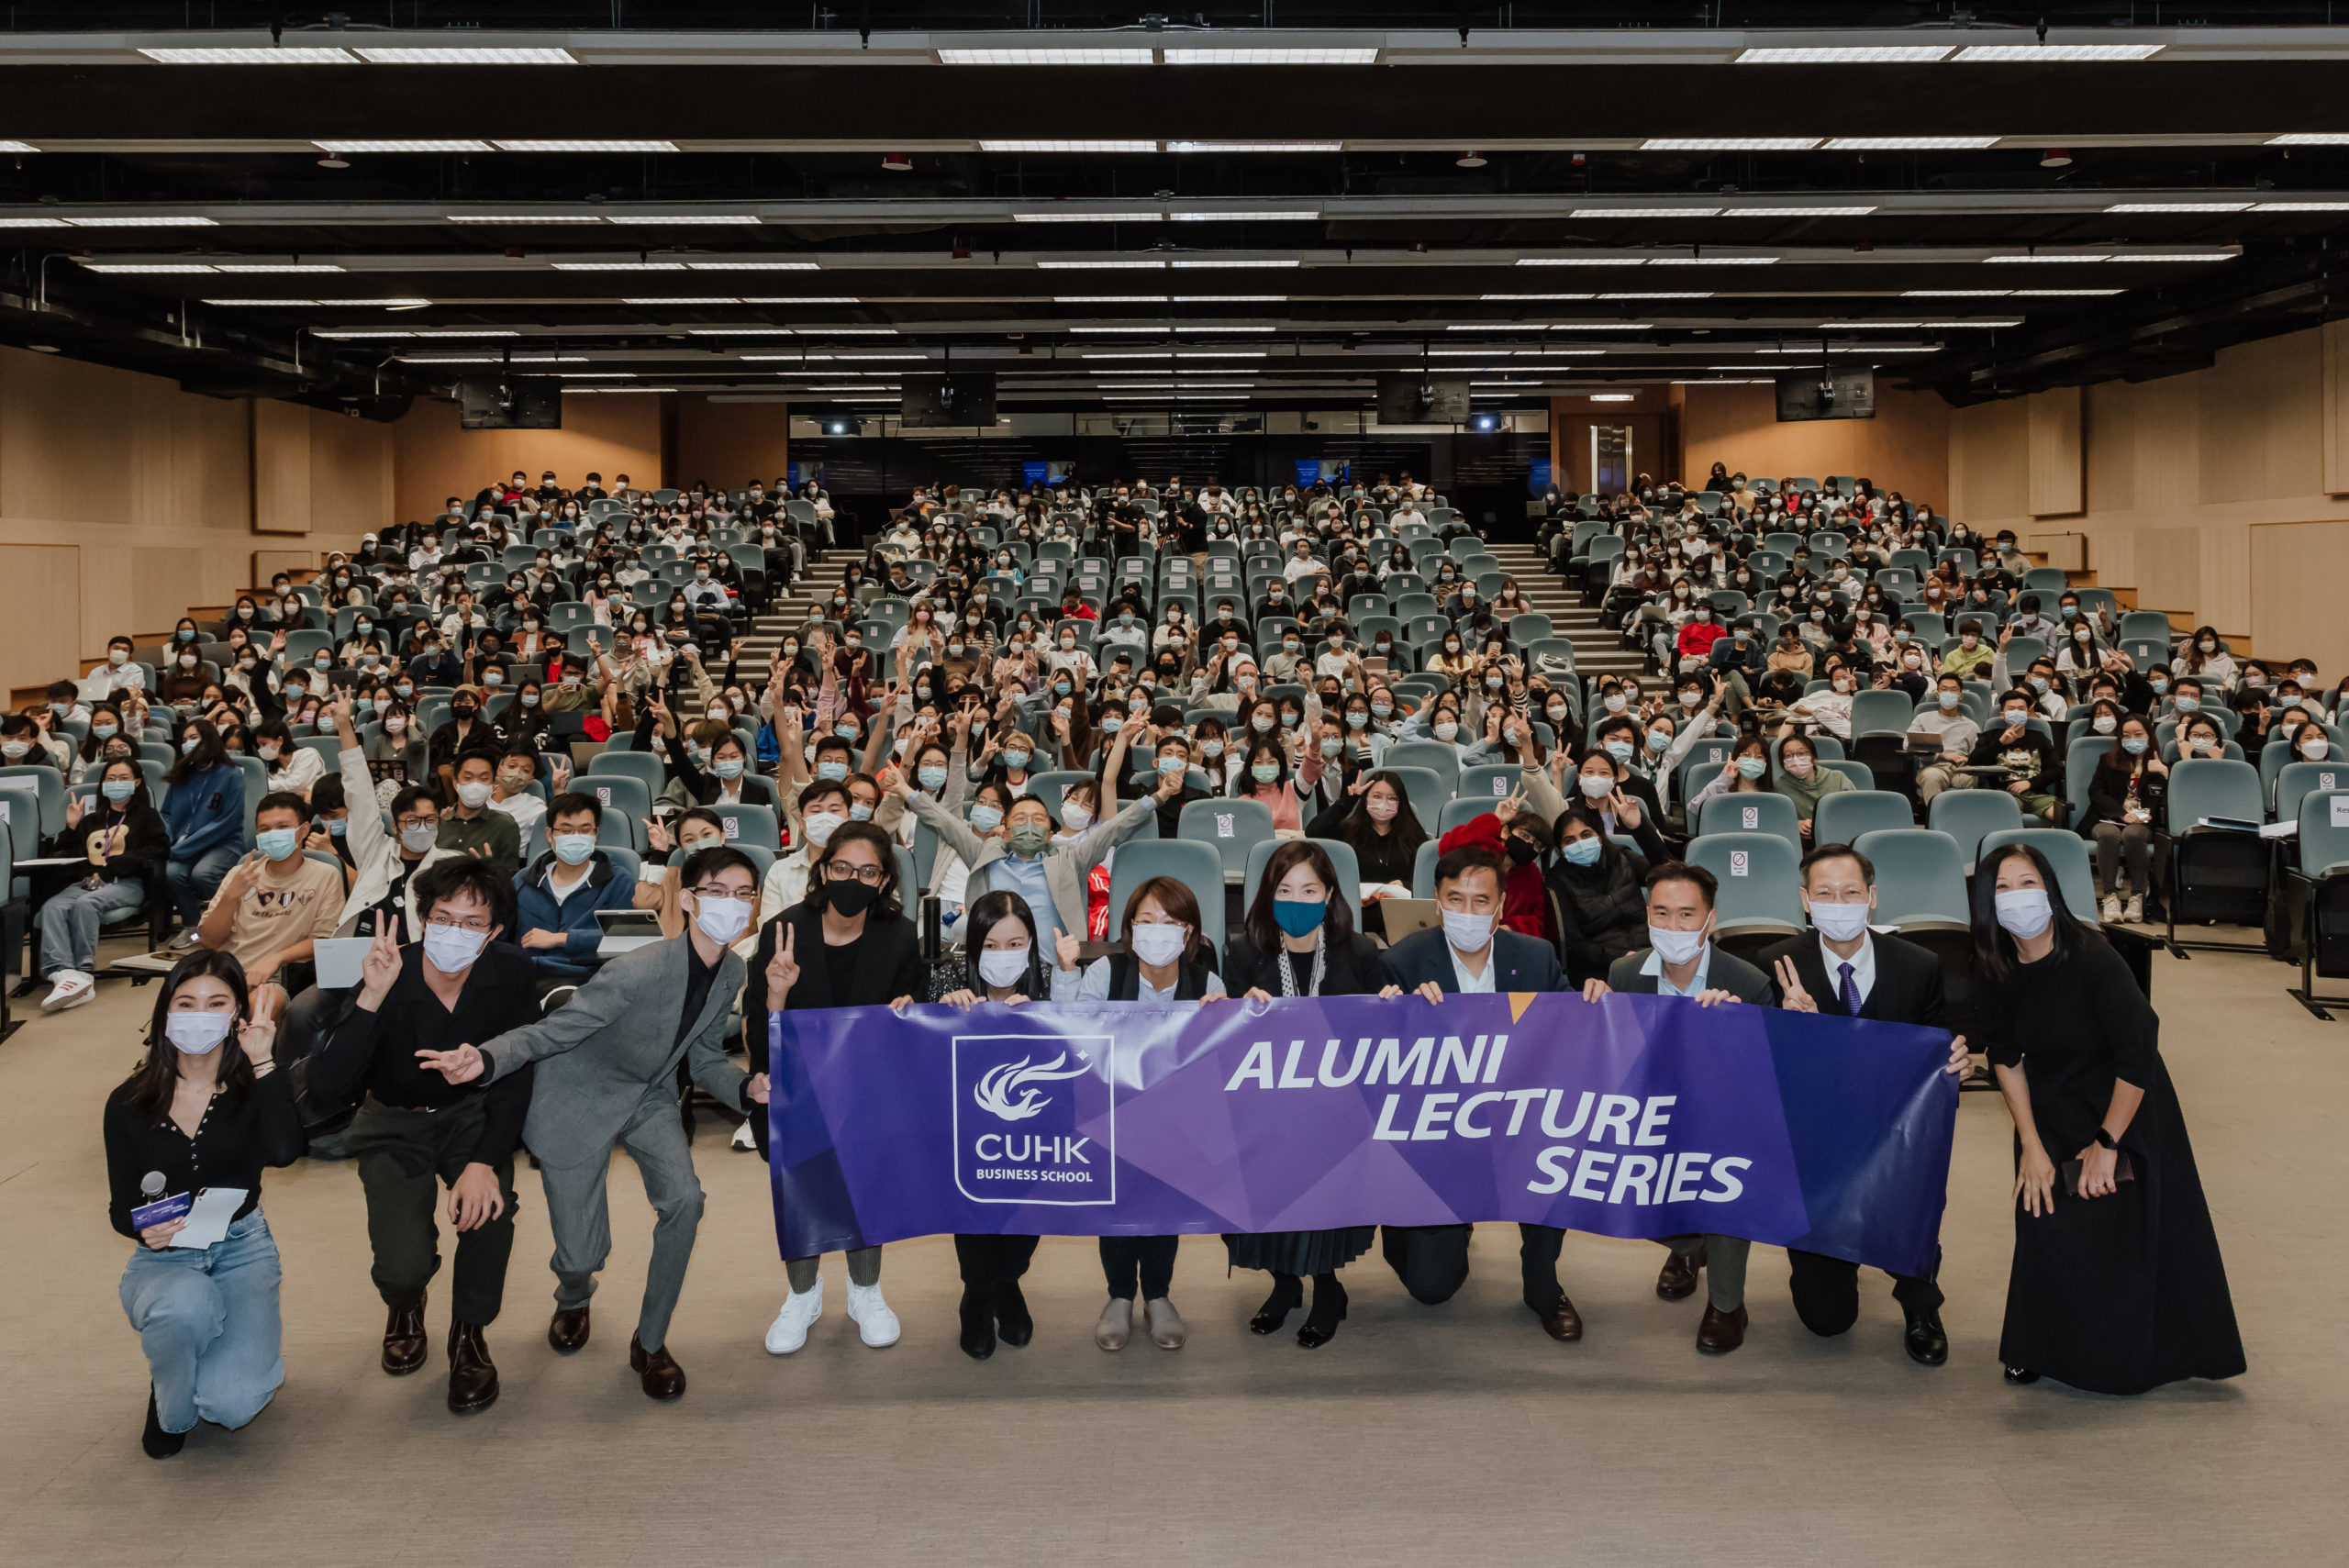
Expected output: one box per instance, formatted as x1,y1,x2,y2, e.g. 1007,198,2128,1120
1977,938,2244,1394
1219,930,1392,1276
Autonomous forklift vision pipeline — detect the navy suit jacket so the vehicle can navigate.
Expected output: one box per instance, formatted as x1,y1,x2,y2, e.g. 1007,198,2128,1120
1384,926,1568,994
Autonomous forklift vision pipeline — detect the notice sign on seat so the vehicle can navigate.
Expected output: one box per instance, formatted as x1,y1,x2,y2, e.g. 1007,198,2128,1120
1216,814,1235,839
1729,850,1750,878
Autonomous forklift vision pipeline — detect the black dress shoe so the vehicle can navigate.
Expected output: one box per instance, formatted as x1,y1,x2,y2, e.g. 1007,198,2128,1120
547,1305,591,1353
447,1321,500,1414
958,1287,996,1361
1296,1274,1348,1350
628,1334,686,1400
1536,1296,1585,1343
1903,1308,1949,1367
382,1291,429,1375
1656,1244,1705,1302
1696,1303,1748,1354
993,1282,1034,1348
1250,1273,1303,1335
141,1387,184,1461
2003,1364,2041,1385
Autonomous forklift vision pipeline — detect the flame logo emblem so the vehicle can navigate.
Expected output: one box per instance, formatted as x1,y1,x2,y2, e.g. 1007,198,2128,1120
973,1051,1093,1122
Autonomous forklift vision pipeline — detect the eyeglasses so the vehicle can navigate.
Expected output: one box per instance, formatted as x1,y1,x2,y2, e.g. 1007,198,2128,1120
426,914,495,933
822,861,885,886
688,884,756,900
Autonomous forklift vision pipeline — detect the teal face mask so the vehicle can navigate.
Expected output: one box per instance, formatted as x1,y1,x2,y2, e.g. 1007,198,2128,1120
1008,821,1051,856
968,804,1004,832
713,759,745,780
1252,763,1281,784
918,764,949,790
1561,836,1604,867
2121,736,2149,756
1736,756,1767,780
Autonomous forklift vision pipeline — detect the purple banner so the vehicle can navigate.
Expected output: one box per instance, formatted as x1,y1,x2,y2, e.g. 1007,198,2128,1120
768,992,1957,1278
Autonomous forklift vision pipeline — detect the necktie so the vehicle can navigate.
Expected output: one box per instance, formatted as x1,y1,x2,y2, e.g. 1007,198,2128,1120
1839,961,1860,1016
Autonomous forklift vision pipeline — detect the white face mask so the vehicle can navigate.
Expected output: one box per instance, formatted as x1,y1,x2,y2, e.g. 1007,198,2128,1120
1993,887,2054,940
803,811,845,848
692,894,751,946
1061,805,1094,834
164,1011,234,1055
1442,908,1496,953
455,781,493,809
976,946,1030,989
1808,900,1870,942
1129,922,1189,968
1648,925,1707,966
423,923,490,973
1578,773,1616,800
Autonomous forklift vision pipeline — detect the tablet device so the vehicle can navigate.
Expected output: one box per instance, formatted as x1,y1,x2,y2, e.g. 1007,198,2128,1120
312,937,375,990
1378,898,1442,943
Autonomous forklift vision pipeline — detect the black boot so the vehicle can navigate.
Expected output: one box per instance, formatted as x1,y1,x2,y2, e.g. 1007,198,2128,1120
141,1387,184,1460
958,1287,996,1362
993,1281,1034,1348
1250,1273,1303,1335
1297,1273,1348,1350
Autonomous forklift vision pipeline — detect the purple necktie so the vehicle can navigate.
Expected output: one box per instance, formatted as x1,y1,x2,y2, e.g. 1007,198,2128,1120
1839,961,1860,1016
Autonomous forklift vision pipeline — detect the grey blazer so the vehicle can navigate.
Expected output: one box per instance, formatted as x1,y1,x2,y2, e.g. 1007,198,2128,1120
479,935,748,1162
905,785,1158,937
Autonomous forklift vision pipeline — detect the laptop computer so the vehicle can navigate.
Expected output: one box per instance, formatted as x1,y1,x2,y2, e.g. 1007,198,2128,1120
1377,898,1442,944
595,907,667,956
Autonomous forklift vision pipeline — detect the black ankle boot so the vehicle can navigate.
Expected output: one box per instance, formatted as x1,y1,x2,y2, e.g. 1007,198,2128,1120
1250,1273,1303,1335
1297,1273,1348,1350
994,1281,1034,1348
142,1387,184,1460
958,1287,996,1362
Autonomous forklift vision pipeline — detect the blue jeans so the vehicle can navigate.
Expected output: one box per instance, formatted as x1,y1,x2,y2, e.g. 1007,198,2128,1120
118,1210,284,1435
166,843,242,927
38,876,147,974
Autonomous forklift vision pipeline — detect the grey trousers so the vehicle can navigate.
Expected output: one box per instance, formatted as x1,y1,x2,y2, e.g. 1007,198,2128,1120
1669,1233,1750,1313
2092,820,2155,895
1913,763,1978,803
536,1089,705,1353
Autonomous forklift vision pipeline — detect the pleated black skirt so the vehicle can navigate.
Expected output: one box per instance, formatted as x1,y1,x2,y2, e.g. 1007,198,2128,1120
1223,1227,1378,1277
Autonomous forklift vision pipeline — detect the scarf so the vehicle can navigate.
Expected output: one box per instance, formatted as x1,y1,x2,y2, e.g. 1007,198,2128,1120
1275,930,1328,998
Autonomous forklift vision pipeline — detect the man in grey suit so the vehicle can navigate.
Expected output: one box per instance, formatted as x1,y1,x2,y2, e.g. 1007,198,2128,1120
417,845,767,1400
1583,861,1773,1355
1384,842,1581,1342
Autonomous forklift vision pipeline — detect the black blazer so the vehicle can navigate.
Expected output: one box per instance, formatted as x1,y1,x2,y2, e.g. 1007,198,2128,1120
1223,931,1393,997
1605,943,1773,1003
1755,930,1947,1029
1384,927,1566,994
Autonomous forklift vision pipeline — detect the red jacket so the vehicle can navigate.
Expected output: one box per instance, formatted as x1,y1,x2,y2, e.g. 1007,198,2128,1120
1439,810,1551,940
1675,620,1727,660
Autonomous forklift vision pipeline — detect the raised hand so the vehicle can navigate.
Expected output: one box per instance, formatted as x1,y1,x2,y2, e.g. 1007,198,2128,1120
1774,955,1818,1013
64,795,83,830
358,918,403,1003
1492,785,1524,826
1054,929,1085,972
765,923,800,1005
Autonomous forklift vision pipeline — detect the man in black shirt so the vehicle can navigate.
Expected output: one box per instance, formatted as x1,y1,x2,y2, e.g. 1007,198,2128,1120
310,859,539,1413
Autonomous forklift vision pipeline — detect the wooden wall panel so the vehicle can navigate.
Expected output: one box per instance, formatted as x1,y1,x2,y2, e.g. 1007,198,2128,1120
2026,385,2083,517
671,396,790,492
2199,329,2322,506
0,543,78,694
307,408,394,542
251,397,312,535
2322,319,2349,496
1671,382,1950,503
390,392,664,525
2251,521,2349,676
2083,380,2136,516
1948,397,2030,526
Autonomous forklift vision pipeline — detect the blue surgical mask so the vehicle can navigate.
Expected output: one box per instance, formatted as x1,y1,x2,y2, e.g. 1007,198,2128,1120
1561,836,1604,867
815,760,849,783
714,759,744,780
92,723,117,740
1003,750,1031,771
2121,736,2149,756
834,722,858,740
918,764,949,790
552,832,595,865
101,779,137,804
1736,756,1766,780
2174,695,2200,713
1605,740,1634,764
969,803,1004,832
850,803,874,822
255,828,299,861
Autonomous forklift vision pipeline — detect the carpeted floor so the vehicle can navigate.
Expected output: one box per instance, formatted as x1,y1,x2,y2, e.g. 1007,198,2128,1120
0,935,2334,1567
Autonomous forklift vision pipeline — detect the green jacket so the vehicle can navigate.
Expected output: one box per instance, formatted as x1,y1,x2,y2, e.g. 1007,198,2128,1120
1773,762,1854,824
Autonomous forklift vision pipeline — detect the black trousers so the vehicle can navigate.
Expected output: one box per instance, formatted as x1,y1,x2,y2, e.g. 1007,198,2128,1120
1517,1224,1571,1315
1099,1235,1179,1301
343,1096,518,1326
1380,1224,1472,1305
1787,1247,1944,1337
954,1234,1040,1293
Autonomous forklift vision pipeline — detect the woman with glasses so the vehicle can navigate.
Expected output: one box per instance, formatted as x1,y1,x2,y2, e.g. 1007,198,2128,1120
743,821,925,1358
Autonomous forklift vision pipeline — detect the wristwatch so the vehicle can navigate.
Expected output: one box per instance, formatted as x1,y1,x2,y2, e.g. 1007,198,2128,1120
2093,1128,2117,1151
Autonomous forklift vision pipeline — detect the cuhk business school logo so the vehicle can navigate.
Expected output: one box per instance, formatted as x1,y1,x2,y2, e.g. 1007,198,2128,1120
952,1034,1116,1206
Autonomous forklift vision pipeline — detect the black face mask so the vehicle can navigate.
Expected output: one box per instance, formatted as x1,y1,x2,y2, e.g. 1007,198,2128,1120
451,704,477,720
1507,838,1540,867
823,878,878,917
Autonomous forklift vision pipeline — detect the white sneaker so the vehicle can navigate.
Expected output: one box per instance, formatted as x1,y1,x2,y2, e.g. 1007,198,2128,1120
763,1279,823,1354
2124,895,2143,924
40,971,92,1012
2099,894,2123,925
166,929,201,951
845,1281,900,1349
730,1119,756,1151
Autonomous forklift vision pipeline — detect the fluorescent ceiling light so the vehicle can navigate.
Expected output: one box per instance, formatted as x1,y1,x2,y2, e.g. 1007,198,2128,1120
316,139,489,153
1055,295,1169,303
1168,140,1342,153
0,217,65,227
1721,206,1876,217
2106,251,2236,261
495,140,679,152
1985,252,2110,263
411,329,517,337
1163,48,1377,65
621,296,740,305
798,328,896,335
2011,287,2125,295
214,262,344,272
1172,295,1285,302
353,47,578,64
940,48,1152,65
685,260,820,270
1736,45,1954,63
1599,291,1710,299
2105,202,2251,213
1175,325,1273,332
739,296,858,304
1572,207,1715,218
1817,320,1925,328
552,261,687,271
1448,323,1546,330
2255,200,2349,211
1905,288,2010,295
450,214,604,223
1651,255,1777,265
1037,259,1166,270
139,47,358,63
1081,351,1173,358
204,297,317,305
1176,350,1264,357
1641,138,1822,151
1590,393,1636,402
556,371,639,377
1823,136,2000,150
0,141,39,153
567,386,676,393
357,297,432,306
1014,211,1160,223
1519,256,1644,265
1169,210,1319,221
67,216,217,227
1481,293,1595,301
688,328,792,335
83,261,216,272
608,215,763,225
1920,318,2022,327
1170,259,1299,269
2269,134,2349,146
1954,44,2161,61
312,329,410,338
981,140,1156,153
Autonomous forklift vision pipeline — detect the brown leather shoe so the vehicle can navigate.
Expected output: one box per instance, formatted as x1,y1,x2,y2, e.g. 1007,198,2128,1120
446,1321,499,1415
1537,1296,1584,1343
1697,1303,1748,1354
629,1334,687,1400
1655,1242,1706,1302
547,1305,591,1354
382,1292,428,1375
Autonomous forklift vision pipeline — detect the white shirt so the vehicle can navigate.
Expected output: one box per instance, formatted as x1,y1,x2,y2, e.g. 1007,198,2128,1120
1075,954,1228,1003
488,791,546,836
1448,942,1498,994
1817,931,1876,1012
